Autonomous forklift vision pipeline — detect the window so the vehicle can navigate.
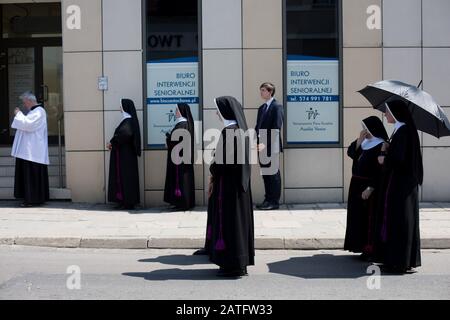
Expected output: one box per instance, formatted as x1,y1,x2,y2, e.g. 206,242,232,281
145,0,200,148
2,3,61,39
285,0,340,145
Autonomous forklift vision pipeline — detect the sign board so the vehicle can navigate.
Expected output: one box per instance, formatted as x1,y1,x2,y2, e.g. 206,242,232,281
286,57,340,144
146,58,199,147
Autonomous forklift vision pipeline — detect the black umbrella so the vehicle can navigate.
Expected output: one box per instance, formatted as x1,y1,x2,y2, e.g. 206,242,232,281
358,80,450,138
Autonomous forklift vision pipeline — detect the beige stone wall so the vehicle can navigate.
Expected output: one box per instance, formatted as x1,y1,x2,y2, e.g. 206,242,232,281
62,0,144,203
342,0,383,202
58,0,450,205
62,0,103,203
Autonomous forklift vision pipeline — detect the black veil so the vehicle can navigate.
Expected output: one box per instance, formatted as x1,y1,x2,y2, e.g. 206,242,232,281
214,96,251,192
177,103,195,164
387,100,423,185
121,98,141,157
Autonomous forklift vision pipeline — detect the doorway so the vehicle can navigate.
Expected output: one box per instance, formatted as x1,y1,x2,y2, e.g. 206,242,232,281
0,2,66,193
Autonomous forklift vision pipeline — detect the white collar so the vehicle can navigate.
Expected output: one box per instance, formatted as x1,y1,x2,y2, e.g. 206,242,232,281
265,97,274,108
122,111,132,121
386,103,406,136
175,116,188,124
224,120,238,128
394,121,406,133
361,137,385,150
214,98,238,128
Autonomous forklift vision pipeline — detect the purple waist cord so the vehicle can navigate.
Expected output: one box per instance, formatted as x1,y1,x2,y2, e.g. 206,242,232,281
381,173,394,243
175,164,182,197
115,148,123,201
215,177,226,251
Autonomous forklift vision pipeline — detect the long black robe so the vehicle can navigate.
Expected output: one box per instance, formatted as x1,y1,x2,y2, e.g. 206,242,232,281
207,125,255,270
164,121,195,210
14,158,49,205
344,140,383,254
375,125,421,269
108,118,140,208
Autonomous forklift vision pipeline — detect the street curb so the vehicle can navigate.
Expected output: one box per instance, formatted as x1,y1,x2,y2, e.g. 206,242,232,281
14,237,81,248
422,238,450,249
2,237,450,250
80,238,148,249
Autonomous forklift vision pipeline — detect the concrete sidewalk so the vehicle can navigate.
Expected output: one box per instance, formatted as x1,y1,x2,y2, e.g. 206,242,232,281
0,201,449,250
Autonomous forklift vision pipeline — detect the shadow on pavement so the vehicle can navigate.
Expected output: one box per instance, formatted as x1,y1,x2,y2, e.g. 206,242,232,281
139,254,210,266
267,254,372,279
0,200,208,215
122,268,239,281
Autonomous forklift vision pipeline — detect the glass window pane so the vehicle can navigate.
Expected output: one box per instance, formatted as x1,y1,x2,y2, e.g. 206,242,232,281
286,0,340,145
43,46,63,137
145,0,200,148
7,47,35,138
2,3,62,39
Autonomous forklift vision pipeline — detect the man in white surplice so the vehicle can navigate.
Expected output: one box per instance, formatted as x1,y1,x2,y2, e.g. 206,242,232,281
11,91,50,207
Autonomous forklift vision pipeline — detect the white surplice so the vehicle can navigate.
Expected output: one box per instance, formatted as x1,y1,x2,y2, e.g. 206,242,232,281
11,106,50,165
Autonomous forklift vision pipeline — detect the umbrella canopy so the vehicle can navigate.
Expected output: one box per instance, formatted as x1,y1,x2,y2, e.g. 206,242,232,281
358,80,450,138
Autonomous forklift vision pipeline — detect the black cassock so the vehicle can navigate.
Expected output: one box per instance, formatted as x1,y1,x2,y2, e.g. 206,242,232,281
207,125,255,270
375,125,422,269
164,121,195,210
14,158,49,205
344,140,383,254
108,118,140,208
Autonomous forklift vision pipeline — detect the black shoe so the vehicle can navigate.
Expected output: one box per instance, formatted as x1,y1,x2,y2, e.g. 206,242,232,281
359,253,370,262
259,203,279,210
193,248,208,256
256,201,269,209
114,204,124,210
19,202,35,208
216,267,248,278
168,206,185,212
380,265,407,274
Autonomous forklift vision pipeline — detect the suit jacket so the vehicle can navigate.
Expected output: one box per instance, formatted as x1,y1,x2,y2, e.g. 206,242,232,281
255,98,284,160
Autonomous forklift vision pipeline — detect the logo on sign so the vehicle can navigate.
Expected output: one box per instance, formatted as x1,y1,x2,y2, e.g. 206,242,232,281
306,108,320,120
166,109,176,123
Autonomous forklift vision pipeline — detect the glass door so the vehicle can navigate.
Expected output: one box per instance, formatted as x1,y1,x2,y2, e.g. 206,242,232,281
0,43,62,145
42,46,63,139
0,2,62,146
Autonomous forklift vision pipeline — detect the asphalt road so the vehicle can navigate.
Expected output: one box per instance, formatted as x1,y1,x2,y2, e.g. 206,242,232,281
0,246,449,300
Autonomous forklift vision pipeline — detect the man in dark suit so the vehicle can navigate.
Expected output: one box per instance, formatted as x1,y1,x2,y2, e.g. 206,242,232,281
255,82,283,210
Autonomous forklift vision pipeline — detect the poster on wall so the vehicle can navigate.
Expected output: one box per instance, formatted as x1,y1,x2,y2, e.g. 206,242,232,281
146,58,199,147
8,48,35,130
286,56,339,144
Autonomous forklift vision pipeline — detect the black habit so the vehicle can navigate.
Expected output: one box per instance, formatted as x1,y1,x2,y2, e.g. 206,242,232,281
376,100,423,270
164,103,195,210
108,99,141,209
345,116,388,256
207,96,255,272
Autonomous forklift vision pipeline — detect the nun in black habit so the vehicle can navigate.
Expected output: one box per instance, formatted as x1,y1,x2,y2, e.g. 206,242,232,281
206,96,255,277
376,100,423,273
344,116,388,260
107,99,141,210
164,103,196,211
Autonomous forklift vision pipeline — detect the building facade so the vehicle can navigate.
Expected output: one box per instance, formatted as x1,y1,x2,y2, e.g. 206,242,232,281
1,0,450,206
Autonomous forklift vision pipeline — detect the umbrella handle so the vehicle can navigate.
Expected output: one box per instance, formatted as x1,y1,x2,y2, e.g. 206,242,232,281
417,80,423,88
